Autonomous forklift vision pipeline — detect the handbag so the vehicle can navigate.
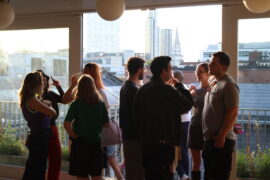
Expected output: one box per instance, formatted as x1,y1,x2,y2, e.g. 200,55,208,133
101,119,122,146
234,123,244,134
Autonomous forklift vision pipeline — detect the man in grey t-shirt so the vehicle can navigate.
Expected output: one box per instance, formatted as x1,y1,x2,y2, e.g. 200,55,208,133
202,51,239,180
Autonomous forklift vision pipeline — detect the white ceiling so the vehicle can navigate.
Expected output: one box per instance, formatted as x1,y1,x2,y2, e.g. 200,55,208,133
12,0,242,16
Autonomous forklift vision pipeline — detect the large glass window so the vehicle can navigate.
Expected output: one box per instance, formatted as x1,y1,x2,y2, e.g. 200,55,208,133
237,18,270,179
83,6,221,178
83,5,221,97
0,28,69,166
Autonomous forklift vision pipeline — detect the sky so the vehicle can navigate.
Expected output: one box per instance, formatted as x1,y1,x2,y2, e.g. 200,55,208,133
0,5,270,62
0,28,69,53
119,5,222,61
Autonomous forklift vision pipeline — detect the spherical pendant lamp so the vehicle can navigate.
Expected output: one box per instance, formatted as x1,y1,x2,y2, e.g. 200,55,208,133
0,0,15,29
96,0,125,21
243,0,270,13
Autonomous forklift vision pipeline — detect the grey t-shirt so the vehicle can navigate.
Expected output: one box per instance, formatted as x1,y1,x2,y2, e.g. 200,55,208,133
202,74,239,140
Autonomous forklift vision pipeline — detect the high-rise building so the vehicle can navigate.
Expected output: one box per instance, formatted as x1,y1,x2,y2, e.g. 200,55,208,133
160,29,172,57
83,13,121,54
145,10,159,61
172,28,184,67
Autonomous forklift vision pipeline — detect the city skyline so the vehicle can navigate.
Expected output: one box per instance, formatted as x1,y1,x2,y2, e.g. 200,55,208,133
0,6,270,62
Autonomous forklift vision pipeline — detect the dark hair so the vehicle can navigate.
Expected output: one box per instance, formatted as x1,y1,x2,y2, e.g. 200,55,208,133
127,57,145,75
36,69,49,80
212,51,230,67
150,56,171,77
197,63,209,72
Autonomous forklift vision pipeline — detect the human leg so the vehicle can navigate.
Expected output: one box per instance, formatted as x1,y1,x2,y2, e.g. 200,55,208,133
123,140,144,180
22,130,50,180
177,122,190,178
47,125,62,180
143,144,174,180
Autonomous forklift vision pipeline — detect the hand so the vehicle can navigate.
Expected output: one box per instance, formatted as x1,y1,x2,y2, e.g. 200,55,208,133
43,100,52,107
169,160,177,173
71,73,80,86
190,89,196,96
51,77,60,87
168,78,179,86
214,134,226,148
189,84,196,91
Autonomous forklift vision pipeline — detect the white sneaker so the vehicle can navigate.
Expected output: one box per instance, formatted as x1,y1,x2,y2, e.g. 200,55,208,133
181,174,190,180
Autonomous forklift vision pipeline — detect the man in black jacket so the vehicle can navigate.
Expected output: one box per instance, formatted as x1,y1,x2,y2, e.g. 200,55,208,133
133,56,193,180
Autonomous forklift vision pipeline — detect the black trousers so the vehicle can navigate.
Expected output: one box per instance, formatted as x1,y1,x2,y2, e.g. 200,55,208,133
142,143,175,180
202,138,235,180
22,129,50,180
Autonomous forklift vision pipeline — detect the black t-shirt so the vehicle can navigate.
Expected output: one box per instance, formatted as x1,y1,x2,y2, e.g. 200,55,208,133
119,80,139,140
43,86,64,126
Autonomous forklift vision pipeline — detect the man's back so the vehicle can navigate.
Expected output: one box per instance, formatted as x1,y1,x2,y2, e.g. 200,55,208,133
134,78,193,146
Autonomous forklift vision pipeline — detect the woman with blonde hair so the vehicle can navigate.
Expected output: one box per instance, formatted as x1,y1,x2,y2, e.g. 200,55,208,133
19,72,56,180
64,75,109,180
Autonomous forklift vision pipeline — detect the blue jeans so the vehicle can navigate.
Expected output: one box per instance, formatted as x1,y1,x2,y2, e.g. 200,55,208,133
177,121,190,177
22,129,50,180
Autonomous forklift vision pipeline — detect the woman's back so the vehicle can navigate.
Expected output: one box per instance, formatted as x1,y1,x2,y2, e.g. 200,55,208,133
65,99,109,142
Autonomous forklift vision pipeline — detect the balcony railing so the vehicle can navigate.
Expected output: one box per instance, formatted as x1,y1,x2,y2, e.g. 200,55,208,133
0,101,119,147
0,101,270,152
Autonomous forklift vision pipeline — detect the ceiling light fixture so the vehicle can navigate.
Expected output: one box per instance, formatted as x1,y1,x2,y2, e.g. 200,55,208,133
243,0,270,13
0,0,15,29
96,0,125,21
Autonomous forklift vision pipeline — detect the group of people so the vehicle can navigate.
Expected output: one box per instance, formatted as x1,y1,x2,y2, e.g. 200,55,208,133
19,63,124,180
18,51,239,180
119,52,239,180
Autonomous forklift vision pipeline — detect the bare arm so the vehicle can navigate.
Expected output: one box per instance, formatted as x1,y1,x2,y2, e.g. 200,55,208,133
64,121,78,139
28,97,57,118
62,74,78,104
214,107,238,148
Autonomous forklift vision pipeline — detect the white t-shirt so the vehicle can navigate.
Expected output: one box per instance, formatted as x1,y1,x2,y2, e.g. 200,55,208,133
99,88,109,109
181,111,191,122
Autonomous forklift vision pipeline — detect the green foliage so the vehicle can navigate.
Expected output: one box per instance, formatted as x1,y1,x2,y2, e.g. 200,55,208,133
0,123,27,156
237,151,251,177
62,145,69,161
237,149,270,178
256,149,270,178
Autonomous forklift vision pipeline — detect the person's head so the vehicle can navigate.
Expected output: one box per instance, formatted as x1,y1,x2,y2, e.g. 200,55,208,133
173,70,184,82
36,70,49,91
83,63,104,89
127,57,145,80
75,74,102,105
195,63,210,82
19,72,44,108
209,51,230,77
150,56,172,82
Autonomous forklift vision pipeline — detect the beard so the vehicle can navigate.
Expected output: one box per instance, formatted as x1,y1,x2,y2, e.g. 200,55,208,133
138,73,144,80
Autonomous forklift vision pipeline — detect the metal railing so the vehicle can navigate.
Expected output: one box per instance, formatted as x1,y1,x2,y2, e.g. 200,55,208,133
0,102,120,147
237,108,270,152
0,101,270,152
